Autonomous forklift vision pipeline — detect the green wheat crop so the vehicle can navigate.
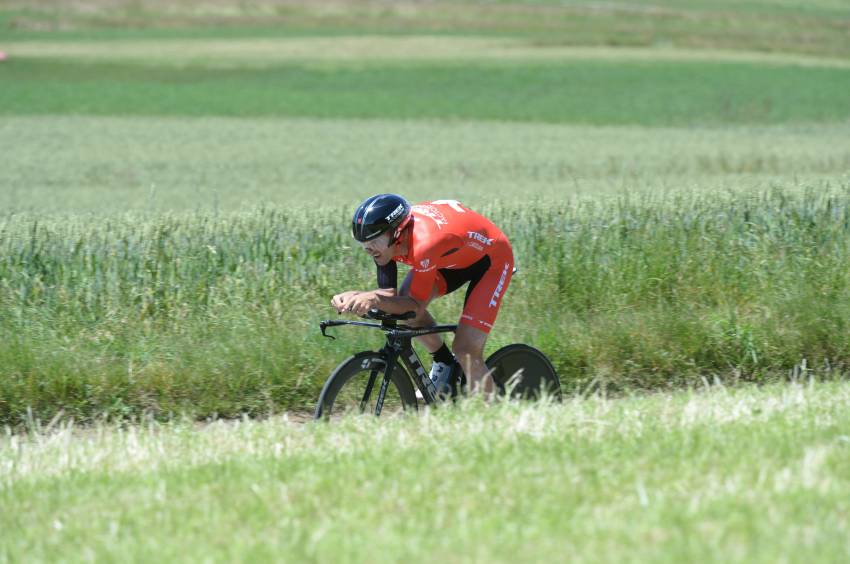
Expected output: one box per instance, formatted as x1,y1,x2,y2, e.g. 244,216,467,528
2,184,850,424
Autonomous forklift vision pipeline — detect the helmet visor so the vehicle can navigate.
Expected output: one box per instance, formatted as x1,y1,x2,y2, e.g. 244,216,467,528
358,233,391,253
352,220,390,242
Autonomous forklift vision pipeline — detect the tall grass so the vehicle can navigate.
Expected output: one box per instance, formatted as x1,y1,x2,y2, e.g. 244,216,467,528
2,184,849,424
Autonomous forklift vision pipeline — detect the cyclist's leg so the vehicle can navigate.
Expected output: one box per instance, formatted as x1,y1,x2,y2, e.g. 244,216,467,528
452,324,492,395
453,239,514,396
399,269,446,353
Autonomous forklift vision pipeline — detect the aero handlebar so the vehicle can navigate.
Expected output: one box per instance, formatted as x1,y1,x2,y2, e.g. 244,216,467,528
319,309,455,340
363,309,416,321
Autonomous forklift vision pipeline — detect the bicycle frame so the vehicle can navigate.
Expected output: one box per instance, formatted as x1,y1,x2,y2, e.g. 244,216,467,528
320,316,458,414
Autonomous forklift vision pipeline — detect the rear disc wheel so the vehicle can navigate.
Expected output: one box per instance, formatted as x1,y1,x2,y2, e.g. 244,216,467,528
486,344,562,401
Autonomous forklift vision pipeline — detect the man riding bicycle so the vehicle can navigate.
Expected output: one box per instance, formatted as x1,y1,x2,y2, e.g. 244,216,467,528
331,194,514,397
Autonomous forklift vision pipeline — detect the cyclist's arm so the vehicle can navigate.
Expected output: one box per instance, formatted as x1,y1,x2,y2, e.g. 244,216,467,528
360,256,438,315
404,235,452,304
333,260,417,314
345,261,430,314
376,260,397,292
369,293,423,315
371,260,425,313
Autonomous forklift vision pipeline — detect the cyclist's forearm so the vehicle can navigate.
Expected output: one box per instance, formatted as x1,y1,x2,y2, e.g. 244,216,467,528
371,292,420,314
373,288,397,298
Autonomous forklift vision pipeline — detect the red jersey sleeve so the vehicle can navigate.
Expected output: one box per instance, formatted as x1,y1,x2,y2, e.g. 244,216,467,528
409,268,438,302
407,236,458,302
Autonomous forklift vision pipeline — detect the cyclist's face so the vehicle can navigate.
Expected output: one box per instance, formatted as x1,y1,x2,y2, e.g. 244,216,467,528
359,233,394,264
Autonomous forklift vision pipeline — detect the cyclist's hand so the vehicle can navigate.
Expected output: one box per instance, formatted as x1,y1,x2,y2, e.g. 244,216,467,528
337,292,378,316
331,291,360,313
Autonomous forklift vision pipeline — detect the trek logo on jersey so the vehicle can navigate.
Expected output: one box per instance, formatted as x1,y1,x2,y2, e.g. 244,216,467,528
489,262,510,307
467,231,493,246
385,204,406,223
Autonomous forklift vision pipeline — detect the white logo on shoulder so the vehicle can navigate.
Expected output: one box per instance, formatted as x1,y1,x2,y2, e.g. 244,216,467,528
412,204,448,229
432,199,466,213
420,259,430,269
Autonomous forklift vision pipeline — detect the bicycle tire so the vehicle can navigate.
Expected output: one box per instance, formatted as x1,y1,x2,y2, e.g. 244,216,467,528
486,344,562,401
314,351,419,420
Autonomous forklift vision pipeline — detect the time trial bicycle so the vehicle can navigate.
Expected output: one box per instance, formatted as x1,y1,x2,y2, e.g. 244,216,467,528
314,309,561,420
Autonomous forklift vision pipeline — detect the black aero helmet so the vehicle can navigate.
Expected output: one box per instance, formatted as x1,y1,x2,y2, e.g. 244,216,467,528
352,194,412,243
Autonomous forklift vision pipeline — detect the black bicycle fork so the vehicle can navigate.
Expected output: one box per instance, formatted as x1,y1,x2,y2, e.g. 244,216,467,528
370,337,438,416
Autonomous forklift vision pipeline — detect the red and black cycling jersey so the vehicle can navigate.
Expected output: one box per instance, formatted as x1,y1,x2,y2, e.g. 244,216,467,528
375,200,514,332
390,200,509,301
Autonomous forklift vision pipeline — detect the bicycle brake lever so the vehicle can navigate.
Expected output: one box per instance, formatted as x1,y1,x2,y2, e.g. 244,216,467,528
319,321,336,340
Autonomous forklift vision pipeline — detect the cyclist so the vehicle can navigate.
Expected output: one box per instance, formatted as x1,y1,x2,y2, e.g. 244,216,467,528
331,194,514,397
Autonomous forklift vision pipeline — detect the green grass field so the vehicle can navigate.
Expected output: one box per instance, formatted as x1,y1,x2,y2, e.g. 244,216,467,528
3,182,850,424
3,382,850,562
0,0,849,424
3,0,850,58
4,57,850,125
4,116,849,212
1,1,850,557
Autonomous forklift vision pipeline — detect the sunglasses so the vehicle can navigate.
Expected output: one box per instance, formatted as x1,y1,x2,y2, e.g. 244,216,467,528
359,236,391,253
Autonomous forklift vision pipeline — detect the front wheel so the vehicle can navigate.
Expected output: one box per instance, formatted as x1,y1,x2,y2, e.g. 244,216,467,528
486,344,562,401
314,352,418,420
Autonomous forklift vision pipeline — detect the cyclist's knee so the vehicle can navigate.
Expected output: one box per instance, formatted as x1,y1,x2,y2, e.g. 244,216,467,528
452,324,487,361
410,309,435,328
452,341,484,364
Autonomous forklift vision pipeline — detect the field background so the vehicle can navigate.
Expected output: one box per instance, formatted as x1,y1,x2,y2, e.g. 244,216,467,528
2,0,850,561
